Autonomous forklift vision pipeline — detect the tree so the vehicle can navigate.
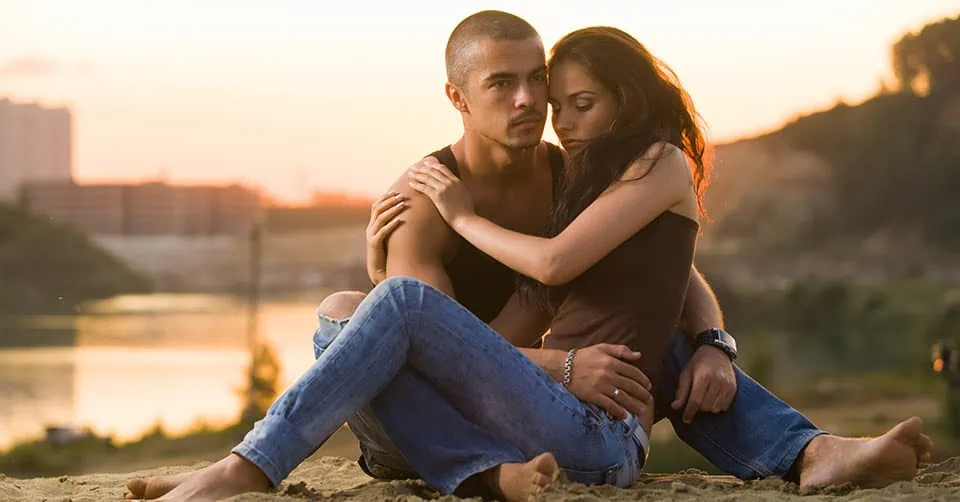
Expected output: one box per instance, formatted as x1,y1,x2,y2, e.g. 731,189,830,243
893,16,960,96
237,342,281,425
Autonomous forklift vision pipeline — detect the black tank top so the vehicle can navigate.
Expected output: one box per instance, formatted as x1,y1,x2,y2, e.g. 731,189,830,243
428,144,565,322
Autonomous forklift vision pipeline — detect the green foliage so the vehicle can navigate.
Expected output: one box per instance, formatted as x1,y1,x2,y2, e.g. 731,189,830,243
893,15,960,95
237,342,282,426
708,277,960,379
0,424,248,478
0,202,151,314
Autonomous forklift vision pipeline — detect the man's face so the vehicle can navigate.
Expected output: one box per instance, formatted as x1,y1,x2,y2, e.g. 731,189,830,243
457,37,548,149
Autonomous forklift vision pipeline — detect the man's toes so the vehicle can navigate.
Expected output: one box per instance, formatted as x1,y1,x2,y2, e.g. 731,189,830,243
532,472,549,488
896,417,924,437
126,478,146,498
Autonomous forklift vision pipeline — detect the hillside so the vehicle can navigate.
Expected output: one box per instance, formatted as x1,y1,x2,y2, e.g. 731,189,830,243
0,202,151,314
698,15,960,285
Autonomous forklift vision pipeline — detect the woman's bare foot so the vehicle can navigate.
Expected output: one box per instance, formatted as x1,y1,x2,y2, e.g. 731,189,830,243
483,453,560,502
126,466,208,500
152,453,272,501
799,416,934,490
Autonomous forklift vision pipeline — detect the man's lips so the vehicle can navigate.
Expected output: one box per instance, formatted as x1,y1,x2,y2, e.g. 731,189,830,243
511,115,543,126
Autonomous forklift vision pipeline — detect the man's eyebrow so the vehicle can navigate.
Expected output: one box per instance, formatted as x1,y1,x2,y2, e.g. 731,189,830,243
483,71,518,82
483,65,546,82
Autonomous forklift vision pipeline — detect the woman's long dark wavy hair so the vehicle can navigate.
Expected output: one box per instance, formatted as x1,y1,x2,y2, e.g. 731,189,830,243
519,26,711,313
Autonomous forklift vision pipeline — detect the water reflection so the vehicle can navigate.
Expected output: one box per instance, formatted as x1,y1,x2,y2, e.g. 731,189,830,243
0,293,328,450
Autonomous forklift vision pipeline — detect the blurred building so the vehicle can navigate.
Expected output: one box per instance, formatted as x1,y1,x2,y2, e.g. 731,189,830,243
20,181,261,236
0,98,73,200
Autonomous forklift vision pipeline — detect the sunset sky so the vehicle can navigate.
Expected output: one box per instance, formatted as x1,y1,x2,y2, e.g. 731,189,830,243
1,0,958,202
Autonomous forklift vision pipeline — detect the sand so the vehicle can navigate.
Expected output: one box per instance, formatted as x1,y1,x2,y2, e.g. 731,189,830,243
3,456,960,502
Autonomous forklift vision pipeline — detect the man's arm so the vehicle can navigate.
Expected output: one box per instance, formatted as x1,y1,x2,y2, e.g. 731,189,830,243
672,264,737,422
382,169,459,294
678,265,724,336
488,293,551,348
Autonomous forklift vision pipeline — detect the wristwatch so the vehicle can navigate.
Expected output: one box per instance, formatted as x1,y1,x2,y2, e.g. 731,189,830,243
693,328,738,360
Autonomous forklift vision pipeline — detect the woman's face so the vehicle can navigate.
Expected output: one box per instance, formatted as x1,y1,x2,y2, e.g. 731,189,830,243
548,60,619,153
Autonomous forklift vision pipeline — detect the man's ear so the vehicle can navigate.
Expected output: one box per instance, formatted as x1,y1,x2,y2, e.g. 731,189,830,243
445,82,469,113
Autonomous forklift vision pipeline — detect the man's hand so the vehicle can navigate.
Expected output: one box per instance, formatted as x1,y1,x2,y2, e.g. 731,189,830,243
671,345,737,423
567,344,653,420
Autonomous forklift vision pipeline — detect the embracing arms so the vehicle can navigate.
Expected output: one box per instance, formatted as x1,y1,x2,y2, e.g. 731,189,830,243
364,159,655,419
409,144,694,286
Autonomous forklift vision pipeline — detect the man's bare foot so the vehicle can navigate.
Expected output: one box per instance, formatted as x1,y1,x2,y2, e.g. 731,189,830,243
799,416,934,490
483,453,560,502
126,466,208,500
153,453,271,501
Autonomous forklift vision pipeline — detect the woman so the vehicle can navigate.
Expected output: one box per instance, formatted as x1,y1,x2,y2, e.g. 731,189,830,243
142,27,706,502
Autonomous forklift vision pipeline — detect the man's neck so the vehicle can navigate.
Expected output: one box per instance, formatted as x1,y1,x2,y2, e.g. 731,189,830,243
453,133,540,188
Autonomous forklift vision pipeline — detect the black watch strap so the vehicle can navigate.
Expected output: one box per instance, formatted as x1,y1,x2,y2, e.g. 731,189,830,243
693,328,738,360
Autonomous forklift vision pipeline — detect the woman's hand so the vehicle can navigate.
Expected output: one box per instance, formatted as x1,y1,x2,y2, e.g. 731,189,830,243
408,158,475,228
365,192,407,285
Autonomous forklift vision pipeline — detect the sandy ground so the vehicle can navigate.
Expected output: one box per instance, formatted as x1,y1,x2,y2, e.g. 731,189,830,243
3,457,960,501
4,450,960,501
3,412,957,502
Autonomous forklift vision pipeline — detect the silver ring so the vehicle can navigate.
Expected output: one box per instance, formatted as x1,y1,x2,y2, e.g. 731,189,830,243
612,388,621,399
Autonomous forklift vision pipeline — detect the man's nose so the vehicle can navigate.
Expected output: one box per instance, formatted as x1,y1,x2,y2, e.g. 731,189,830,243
515,83,536,109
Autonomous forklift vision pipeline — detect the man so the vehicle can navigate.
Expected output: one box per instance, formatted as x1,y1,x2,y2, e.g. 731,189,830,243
318,9,931,491
127,10,931,501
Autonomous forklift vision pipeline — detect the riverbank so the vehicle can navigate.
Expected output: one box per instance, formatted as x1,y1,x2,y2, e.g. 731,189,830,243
0,203,151,315
0,420,361,481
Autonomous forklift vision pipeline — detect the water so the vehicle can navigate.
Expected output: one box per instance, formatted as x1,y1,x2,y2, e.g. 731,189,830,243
0,292,332,450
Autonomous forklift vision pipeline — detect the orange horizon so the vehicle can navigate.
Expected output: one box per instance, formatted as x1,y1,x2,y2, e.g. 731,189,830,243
1,0,958,203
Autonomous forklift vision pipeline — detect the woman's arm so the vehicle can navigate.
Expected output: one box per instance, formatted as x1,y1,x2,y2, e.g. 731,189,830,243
410,143,694,286
487,292,654,420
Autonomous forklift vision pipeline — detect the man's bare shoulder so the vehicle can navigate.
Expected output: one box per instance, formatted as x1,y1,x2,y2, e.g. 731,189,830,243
383,160,458,259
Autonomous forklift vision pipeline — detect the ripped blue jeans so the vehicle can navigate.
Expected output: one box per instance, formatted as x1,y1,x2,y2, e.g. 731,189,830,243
312,289,825,485
232,277,647,494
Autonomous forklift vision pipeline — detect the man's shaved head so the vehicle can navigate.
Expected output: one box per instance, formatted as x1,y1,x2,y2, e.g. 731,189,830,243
445,10,541,89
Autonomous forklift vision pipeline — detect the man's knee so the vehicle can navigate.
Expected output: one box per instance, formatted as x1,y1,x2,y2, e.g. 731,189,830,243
317,291,366,320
